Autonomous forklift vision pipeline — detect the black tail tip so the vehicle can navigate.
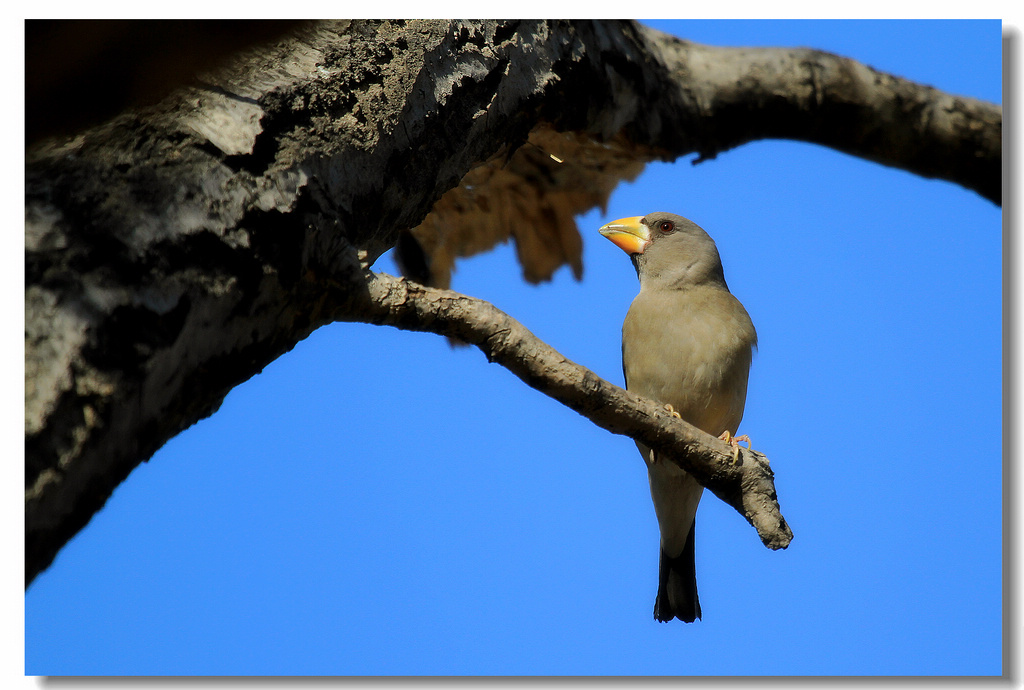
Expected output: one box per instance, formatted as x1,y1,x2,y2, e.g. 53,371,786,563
654,521,702,623
654,597,701,623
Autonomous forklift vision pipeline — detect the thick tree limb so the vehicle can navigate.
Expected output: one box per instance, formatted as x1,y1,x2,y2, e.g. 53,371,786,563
26,19,996,584
644,34,1001,203
328,267,792,549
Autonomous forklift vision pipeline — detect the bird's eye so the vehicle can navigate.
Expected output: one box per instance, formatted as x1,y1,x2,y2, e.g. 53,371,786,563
658,220,675,233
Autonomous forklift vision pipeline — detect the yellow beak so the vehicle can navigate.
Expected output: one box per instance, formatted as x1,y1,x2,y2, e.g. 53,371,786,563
599,216,651,255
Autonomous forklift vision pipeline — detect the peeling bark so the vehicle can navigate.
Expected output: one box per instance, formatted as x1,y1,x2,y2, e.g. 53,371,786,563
25,19,999,584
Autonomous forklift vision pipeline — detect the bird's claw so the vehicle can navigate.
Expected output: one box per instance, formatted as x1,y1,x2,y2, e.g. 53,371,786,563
650,406,683,467
718,431,752,465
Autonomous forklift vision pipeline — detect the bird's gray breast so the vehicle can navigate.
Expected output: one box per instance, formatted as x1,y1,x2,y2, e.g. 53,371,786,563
622,284,755,437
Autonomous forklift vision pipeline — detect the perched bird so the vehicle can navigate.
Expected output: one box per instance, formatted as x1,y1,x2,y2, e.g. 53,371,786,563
599,212,757,623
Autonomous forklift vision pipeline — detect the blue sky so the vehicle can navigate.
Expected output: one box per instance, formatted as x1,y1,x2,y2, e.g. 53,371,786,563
23,19,1003,677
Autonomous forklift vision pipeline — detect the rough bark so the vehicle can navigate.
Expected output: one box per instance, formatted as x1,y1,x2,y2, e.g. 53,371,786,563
648,37,1001,203
25,19,1000,584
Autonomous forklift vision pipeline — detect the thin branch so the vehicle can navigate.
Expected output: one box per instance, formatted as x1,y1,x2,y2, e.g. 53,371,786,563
327,268,793,550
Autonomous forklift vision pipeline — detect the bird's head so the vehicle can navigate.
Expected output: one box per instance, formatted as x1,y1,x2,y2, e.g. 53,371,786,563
599,212,727,289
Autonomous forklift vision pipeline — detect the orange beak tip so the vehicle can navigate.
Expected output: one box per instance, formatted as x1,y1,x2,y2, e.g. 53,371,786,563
599,216,650,255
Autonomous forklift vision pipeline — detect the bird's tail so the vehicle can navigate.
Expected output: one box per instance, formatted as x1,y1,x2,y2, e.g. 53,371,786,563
654,519,701,623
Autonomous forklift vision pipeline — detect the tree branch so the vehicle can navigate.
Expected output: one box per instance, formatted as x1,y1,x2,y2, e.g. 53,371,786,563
641,30,1001,203
27,19,994,583
328,267,793,550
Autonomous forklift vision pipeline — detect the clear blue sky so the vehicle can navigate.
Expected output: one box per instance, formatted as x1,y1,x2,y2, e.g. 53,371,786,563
24,20,1003,676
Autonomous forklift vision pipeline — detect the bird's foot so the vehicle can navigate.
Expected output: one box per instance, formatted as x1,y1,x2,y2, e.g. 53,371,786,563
649,406,681,467
718,431,752,465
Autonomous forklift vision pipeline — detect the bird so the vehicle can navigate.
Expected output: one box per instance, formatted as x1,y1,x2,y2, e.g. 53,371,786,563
599,212,757,623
